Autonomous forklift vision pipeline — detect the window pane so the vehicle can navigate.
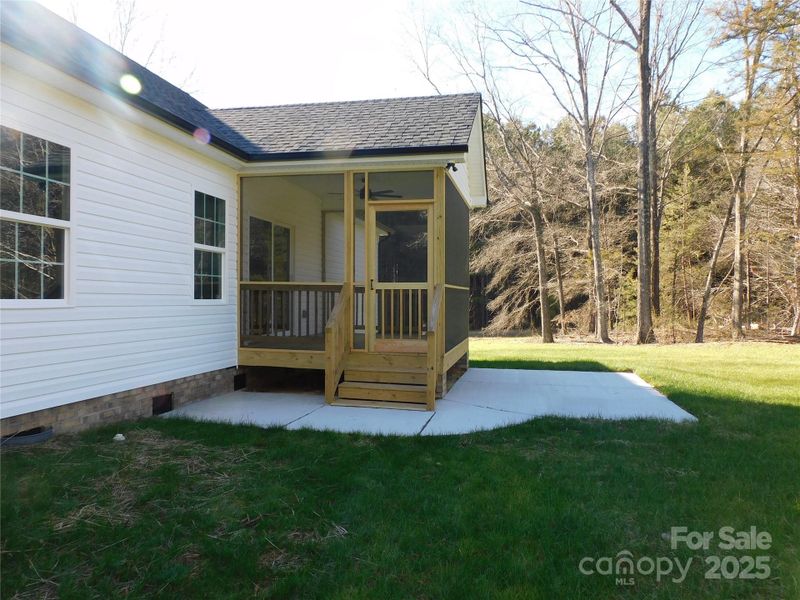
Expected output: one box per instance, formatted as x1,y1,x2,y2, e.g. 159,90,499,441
248,217,272,281
0,220,15,259
22,134,47,178
1,171,21,212
43,227,64,263
43,264,63,299
205,194,215,223
367,171,434,201
47,181,69,220
194,250,222,299
202,276,212,299
203,219,215,246
17,222,42,261
194,217,203,245
216,197,225,224
195,191,205,219
215,222,225,248
273,225,290,281
18,262,42,299
1,126,21,170
22,174,46,217
47,141,70,184
194,249,204,275
0,261,15,298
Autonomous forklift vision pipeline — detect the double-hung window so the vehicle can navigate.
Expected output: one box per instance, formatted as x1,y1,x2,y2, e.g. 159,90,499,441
0,125,70,301
194,191,225,300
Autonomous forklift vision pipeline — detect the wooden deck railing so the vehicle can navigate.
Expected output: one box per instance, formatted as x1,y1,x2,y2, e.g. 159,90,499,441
426,284,444,410
324,284,351,403
375,285,428,341
240,282,341,351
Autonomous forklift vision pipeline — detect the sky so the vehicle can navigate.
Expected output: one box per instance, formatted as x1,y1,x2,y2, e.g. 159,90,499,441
38,0,730,125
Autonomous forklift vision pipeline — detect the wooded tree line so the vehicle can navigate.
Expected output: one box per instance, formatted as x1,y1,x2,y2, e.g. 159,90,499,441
424,0,799,343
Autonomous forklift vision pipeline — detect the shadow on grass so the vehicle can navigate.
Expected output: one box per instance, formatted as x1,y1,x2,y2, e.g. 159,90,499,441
469,359,617,372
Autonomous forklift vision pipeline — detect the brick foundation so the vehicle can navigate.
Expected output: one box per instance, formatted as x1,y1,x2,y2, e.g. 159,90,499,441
0,367,237,437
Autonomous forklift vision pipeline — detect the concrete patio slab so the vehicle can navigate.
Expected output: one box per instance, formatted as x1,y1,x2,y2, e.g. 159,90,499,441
287,404,433,436
167,390,323,428
165,368,696,436
420,399,532,436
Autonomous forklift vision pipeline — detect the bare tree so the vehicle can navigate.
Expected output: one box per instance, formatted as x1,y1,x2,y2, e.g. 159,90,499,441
715,0,792,338
485,0,635,342
441,15,556,341
605,0,656,343
647,0,709,318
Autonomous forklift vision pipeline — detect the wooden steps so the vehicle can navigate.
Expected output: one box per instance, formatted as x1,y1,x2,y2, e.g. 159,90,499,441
344,367,426,385
338,381,426,403
344,352,426,370
334,355,430,409
331,398,428,411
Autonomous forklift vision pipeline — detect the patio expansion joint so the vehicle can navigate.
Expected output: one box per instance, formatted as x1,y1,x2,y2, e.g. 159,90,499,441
442,395,542,417
416,411,437,435
283,403,326,428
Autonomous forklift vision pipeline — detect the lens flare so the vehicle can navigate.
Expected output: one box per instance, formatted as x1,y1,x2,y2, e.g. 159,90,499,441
193,128,211,145
119,74,142,95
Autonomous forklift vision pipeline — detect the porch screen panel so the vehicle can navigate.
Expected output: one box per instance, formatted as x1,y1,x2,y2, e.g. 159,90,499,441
445,177,469,287
445,176,470,351
367,170,434,201
352,173,366,348
240,174,344,351
445,287,469,351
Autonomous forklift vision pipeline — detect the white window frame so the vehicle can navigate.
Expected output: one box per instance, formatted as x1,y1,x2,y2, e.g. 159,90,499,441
192,191,226,303
0,125,74,309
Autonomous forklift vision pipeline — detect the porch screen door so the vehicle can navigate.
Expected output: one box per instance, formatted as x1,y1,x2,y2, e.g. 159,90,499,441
366,205,432,353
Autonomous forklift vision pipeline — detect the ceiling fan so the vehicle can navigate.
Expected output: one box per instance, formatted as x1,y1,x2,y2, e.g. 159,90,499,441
329,187,401,199
328,177,402,199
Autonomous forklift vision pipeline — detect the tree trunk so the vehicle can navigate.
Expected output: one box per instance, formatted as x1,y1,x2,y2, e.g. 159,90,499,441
585,150,612,343
731,149,747,339
529,201,554,343
695,195,736,343
636,0,655,344
553,232,567,336
649,109,661,317
792,106,800,336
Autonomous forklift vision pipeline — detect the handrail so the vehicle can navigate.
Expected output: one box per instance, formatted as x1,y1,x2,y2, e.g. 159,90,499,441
425,284,444,410
324,284,351,403
241,281,342,291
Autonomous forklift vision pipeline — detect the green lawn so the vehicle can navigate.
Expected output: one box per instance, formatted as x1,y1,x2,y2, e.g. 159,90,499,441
2,340,799,599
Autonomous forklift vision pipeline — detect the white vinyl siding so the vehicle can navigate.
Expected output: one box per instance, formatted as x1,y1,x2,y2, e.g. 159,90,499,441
0,59,238,418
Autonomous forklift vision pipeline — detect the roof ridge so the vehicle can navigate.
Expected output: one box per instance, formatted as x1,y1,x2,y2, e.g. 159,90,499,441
209,92,481,113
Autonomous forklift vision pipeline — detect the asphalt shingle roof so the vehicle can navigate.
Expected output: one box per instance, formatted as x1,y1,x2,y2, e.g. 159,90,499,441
1,2,481,162
208,94,480,159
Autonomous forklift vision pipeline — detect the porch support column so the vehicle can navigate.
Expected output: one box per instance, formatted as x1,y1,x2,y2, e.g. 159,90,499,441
344,172,354,349
435,167,447,396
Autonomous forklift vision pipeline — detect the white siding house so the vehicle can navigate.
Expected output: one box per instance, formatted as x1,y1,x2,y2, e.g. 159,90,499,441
0,50,239,419
0,1,487,428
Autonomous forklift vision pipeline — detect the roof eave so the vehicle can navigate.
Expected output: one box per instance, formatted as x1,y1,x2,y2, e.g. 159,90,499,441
245,144,470,162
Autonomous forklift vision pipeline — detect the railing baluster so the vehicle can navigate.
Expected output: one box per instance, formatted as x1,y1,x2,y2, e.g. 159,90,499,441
399,289,404,339
417,288,422,339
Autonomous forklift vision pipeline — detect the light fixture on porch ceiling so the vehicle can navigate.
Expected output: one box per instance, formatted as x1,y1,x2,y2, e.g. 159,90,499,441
446,162,458,172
